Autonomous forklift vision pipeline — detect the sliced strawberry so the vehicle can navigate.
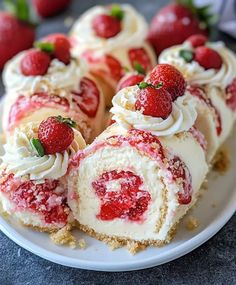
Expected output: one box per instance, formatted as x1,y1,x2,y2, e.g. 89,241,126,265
72,77,100,118
128,48,152,72
187,34,208,47
92,170,151,222
105,54,124,81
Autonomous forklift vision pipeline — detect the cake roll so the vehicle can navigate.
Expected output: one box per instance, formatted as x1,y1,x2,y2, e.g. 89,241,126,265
70,4,156,106
2,34,105,142
0,117,86,232
158,38,236,160
67,66,210,247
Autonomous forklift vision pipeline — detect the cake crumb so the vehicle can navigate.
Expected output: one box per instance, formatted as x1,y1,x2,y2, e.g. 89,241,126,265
64,16,74,28
186,216,199,231
78,238,86,249
213,147,230,174
107,240,123,251
50,225,77,248
126,241,146,255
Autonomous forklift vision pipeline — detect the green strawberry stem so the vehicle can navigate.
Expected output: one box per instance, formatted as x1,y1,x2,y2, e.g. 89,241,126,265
176,0,217,31
56,116,77,128
34,41,55,53
138,82,163,90
179,49,194,63
110,4,124,21
134,62,146,75
4,0,37,26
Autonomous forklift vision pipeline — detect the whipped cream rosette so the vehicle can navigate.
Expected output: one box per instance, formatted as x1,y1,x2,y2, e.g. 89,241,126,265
70,4,156,106
2,34,105,143
67,67,212,248
0,119,86,232
159,39,236,116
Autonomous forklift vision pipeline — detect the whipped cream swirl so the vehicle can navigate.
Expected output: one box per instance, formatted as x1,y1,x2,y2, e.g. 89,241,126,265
1,124,84,180
110,86,197,136
71,4,148,56
159,41,236,89
3,52,87,96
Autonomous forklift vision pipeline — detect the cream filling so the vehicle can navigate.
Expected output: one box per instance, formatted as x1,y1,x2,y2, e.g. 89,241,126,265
0,191,66,229
72,132,208,241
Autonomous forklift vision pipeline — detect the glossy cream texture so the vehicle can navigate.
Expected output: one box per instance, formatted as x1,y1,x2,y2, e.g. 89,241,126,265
110,86,197,136
159,41,236,89
1,123,86,181
71,4,149,56
3,52,87,97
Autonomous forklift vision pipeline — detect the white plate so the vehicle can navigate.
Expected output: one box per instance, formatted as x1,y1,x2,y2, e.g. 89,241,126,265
0,101,235,272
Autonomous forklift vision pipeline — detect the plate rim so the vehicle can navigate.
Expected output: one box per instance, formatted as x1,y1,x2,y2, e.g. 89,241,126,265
0,99,235,272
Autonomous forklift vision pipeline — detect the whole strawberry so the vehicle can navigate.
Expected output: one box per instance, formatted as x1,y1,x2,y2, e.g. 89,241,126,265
135,82,172,119
148,0,215,56
38,116,76,154
33,0,71,18
117,73,145,92
147,64,186,100
91,4,124,39
40,33,71,64
0,0,35,70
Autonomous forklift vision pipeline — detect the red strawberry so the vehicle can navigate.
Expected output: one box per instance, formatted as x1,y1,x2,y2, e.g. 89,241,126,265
187,34,208,47
148,1,212,56
105,55,124,81
128,48,152,72
72,77,100,118
20,50,51,76
147,64,186,100
92,14,121,39
135,83,172,119
194,46,223,70
0,1,35,70
33,0,71,18
117,73,145,91
42,33,71,64
38,116,75,154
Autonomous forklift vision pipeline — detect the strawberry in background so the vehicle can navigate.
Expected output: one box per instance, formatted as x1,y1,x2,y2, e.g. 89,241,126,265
0,0,35,70
32,0,71,18
148,0,216,56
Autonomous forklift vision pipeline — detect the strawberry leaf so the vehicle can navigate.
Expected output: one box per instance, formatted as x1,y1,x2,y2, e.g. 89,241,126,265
30,138,45,157
34,41,55,53
134,62,146,75
56,116,77,128
179,49,193,62
110,4,124,21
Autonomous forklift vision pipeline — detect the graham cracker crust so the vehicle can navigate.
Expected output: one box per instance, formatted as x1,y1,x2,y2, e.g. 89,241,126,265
77,222,177,255
212,146,230,174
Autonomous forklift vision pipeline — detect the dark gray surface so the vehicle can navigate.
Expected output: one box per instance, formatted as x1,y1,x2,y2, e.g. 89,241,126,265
0,0,235,284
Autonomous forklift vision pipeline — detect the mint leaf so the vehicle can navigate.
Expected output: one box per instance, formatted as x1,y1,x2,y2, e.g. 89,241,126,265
179,49,194,63
134,62,146,75
56,116,77,128
110,4,124,21
30,138,45,157
34,41,55,53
